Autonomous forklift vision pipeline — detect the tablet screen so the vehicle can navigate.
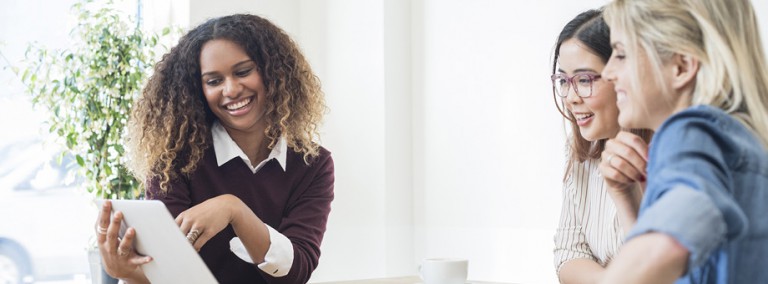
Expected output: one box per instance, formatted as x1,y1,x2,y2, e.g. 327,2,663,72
97,199,218,284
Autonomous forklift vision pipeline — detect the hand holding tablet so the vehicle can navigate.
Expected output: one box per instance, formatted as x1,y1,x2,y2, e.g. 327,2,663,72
96,199,218,284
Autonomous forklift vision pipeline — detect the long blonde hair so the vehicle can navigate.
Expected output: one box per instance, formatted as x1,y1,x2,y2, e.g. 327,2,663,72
604,0,768,148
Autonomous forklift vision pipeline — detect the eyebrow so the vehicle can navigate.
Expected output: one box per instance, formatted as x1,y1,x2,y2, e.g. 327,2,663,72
611,42,623,49
201,59,255,77
556,68,600,74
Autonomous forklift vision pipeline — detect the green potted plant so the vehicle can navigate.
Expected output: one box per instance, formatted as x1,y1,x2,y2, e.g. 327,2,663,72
15,0,171,282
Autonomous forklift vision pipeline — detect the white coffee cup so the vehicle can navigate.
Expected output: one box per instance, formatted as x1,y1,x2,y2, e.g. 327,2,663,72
419,258,468,284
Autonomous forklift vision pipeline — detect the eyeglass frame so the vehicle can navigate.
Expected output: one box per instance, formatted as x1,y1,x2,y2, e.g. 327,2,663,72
550,73,602,98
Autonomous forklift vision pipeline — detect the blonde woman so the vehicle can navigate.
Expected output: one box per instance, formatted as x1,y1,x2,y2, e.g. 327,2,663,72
551,9,652,283
95,14,334,284
598,0,768,283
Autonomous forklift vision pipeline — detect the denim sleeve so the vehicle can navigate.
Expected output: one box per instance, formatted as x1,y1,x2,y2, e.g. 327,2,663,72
627,185,726,267
628,109,749,268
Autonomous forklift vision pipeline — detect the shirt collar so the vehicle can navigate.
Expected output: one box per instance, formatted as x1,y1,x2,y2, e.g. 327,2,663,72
211,121,287,173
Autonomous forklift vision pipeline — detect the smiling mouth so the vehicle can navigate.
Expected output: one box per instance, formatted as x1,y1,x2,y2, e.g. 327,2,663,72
226,97,252,110
575,113,594,121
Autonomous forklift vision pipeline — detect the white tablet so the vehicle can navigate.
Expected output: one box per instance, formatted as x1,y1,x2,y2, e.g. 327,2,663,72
97,199,218,284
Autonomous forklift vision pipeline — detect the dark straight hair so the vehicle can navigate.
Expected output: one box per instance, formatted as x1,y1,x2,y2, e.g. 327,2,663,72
551,9,652,181
552,9,611,122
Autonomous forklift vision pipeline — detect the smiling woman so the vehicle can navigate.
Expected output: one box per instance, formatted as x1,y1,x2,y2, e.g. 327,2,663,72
199,39,270,164
550,9,654,284
95,14,335,284
596,0,768,283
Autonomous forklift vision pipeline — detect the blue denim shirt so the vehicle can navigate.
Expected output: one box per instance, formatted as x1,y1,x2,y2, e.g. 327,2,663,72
626,105,768,284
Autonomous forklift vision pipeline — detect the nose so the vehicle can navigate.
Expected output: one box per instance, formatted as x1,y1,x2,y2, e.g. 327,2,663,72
222,77,243,98
564,84,582,105
602,59,616,83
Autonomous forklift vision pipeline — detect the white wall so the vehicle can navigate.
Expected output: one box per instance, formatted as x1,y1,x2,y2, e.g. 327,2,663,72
294,0,392,281
413,1,607,282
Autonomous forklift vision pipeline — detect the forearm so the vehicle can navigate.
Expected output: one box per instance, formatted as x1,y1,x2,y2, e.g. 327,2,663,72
558,259,605,284
230,197,271,264
599,233,688,284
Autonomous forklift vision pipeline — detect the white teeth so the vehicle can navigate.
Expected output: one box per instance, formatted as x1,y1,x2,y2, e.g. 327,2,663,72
226,98,252,110
575,113,594,120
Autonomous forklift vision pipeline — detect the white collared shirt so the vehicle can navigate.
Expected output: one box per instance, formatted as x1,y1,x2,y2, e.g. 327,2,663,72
211,121,294,277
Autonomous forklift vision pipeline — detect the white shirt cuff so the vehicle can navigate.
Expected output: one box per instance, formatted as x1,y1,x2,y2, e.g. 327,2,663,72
229,225,294,277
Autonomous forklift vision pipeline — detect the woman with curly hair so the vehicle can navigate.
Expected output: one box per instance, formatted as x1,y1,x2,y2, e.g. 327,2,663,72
96,14,333,284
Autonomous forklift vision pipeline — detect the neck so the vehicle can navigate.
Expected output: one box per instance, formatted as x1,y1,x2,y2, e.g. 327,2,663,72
226,127,270,166
651,89,694,131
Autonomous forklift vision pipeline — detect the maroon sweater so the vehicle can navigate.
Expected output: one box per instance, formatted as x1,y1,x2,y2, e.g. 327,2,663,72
146,146,334,284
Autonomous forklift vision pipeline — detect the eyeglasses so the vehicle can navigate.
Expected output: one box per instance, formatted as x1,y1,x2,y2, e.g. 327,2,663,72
550,73,602,98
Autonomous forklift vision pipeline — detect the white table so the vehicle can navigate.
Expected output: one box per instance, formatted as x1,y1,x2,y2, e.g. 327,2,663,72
313,275,517,284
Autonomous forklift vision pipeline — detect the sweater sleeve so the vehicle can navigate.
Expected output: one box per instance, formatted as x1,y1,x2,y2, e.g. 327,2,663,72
145,175,192,217
260,150,335,284
554,161,597,273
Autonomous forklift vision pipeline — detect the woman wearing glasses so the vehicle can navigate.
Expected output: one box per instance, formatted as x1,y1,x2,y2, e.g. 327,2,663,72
596,0,768,282
551,9,652,283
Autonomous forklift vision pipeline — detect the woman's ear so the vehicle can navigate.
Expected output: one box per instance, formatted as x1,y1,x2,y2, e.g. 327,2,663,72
670,53,699,90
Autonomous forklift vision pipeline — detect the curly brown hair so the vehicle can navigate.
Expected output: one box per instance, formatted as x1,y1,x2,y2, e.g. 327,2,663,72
126,14,326,193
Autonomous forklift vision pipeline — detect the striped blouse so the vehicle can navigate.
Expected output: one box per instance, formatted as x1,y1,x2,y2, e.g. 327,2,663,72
553,158,624,273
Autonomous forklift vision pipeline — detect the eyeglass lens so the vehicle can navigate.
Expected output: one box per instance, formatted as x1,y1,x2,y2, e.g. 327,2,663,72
553,74,594,98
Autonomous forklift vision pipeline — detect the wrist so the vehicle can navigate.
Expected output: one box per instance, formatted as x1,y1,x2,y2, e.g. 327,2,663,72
224,194,246,227
123,279,150,284
123,269,150,284
607,184,643,203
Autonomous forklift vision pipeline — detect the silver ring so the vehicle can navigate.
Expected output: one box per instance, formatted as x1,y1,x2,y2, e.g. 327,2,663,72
186,229,201,244
606,154,614,165
96,225,107,235
118,247,129,257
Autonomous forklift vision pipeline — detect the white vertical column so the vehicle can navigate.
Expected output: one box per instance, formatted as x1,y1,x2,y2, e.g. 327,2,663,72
309,0,388,281
410,0,428,272
384,0,415,276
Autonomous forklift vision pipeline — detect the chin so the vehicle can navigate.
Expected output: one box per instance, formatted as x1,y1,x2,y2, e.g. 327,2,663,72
578,131,599,142
618,113,636,129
